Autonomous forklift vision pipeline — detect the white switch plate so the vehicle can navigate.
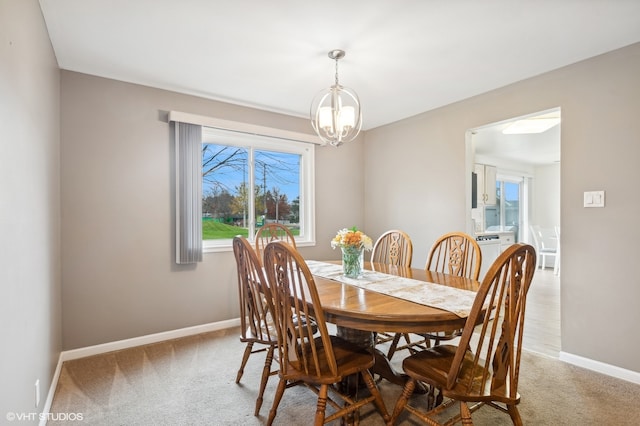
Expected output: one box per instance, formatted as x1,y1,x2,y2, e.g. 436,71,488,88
584,190,605,208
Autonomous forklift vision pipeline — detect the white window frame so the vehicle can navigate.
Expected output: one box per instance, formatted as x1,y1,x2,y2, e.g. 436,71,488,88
200,127,316,253
168,111,318,253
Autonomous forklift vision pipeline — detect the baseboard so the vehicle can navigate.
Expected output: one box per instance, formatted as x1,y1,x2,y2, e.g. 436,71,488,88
59,318,241,362
40,318,241,425
40,351,65,426
559,351,640,385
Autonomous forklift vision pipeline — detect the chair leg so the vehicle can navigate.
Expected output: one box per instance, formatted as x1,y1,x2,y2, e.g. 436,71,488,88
361,369,390,422
402,334,418,354
266,378,286,426
236,342,254,383
314,384,329,426
387,333,402,360
389,377,416,424
460,401,473,425
388,333,417,360
426,384,439,410
254,345,275,416
507,404,523,426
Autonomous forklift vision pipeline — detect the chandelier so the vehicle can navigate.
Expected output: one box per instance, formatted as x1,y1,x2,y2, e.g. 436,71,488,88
310,50,362,147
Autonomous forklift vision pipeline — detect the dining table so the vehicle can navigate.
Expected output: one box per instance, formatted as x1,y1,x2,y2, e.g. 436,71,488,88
306,260,481,387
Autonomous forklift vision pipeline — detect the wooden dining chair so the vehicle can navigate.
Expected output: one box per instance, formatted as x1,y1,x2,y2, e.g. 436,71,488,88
232,236,278,416
254,222,296,265
370,230,414,352
529,224,558,272
370,229,413,266
263,241,390,426
426,232,482,281
386,232,482,359
389,243,536,426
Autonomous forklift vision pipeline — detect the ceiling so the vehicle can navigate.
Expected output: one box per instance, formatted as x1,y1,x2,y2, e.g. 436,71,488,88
40,0,640,137
472,109,562,166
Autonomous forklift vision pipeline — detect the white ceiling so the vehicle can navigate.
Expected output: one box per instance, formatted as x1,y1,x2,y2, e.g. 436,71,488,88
39,1,640,146
472,109,562,166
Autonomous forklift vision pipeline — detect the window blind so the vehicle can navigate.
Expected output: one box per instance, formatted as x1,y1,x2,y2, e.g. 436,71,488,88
175,122,203,264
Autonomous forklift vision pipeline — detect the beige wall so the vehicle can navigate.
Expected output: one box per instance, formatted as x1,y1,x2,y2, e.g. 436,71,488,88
0,0,62,417
364,108,470,267
60,71,365,349
364,43,640,373
533,163,561,229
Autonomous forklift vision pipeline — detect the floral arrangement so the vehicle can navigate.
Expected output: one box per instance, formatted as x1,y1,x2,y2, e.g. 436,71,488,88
332,227,372,279
331,227,373,251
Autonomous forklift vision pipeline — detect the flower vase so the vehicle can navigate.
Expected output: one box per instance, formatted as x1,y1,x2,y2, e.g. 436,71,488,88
341,246,364,279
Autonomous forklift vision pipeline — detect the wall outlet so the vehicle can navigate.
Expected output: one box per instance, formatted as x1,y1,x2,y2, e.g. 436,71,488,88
35,379,40,408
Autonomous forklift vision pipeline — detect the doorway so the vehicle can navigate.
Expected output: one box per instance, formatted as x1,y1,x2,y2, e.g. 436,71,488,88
466,107,561,357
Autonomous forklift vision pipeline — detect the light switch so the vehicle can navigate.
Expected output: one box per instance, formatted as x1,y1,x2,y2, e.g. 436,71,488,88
584,190,605,208
594,193,601,204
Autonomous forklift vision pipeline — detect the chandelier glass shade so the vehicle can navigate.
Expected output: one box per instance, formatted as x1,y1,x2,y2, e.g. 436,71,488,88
310,50,362,147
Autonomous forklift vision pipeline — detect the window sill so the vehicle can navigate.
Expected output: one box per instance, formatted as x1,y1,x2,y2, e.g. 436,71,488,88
203,240,316,254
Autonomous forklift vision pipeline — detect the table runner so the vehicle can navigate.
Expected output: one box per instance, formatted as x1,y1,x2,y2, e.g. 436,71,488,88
306,260,477,318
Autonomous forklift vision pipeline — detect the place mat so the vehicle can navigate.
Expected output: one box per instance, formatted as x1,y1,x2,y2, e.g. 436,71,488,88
306,260,477,318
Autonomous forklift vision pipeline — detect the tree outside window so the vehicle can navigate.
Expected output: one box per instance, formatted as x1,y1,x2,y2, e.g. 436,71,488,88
200,127,312,248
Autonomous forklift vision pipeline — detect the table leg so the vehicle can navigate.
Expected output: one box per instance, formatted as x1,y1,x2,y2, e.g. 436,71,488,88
334,327,372,425
336,327,427,390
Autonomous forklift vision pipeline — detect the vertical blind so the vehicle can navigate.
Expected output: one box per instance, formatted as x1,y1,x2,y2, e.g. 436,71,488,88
175,122,203,264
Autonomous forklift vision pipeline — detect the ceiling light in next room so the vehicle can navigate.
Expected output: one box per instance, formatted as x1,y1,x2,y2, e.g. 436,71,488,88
502,117,561,134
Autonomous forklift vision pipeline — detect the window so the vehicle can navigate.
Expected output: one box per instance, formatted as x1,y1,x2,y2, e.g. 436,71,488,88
488,175,523,241
201,126,315,251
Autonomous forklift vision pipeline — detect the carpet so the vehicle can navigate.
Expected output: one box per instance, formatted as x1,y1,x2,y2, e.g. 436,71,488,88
48,327,640,425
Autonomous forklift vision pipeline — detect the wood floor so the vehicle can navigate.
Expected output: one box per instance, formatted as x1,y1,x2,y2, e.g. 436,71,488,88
521,267,560,357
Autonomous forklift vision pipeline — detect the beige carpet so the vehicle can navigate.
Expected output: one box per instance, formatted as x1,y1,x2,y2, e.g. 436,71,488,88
48,327,640,425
